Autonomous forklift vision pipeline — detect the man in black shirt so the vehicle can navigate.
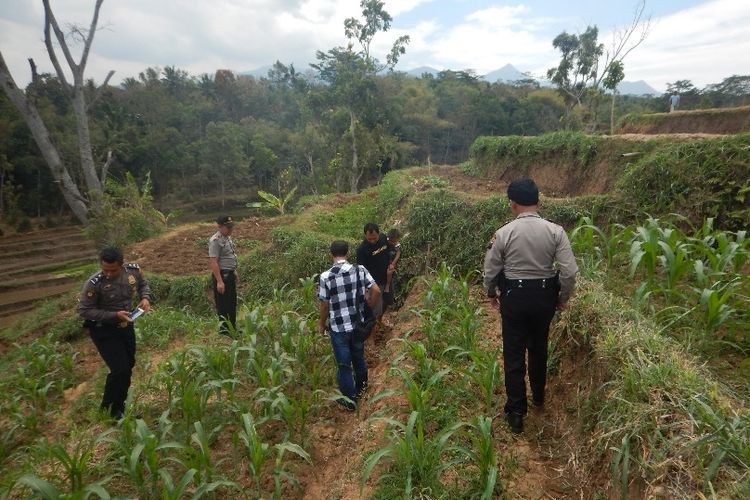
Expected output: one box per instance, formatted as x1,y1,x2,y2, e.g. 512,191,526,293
356,222,389,323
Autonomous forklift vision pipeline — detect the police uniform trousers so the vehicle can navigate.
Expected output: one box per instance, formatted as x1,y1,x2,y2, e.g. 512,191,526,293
90,324,136,417
500,286,557,416
213,270,237,335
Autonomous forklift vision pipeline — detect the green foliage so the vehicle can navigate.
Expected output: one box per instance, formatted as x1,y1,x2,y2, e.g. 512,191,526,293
85,172,168,248
470,132,602,171
404,190,509,275
616,134,750,230
247,187,298,215
165,275,212,315
313,195,379,239
564,278,749,497
240,227,331,301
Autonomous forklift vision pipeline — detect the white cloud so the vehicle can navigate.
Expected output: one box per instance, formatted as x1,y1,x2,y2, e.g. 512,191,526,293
623,0,750,89
0,0,747,91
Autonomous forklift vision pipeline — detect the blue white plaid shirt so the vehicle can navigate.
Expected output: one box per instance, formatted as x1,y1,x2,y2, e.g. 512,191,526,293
318,260,375,334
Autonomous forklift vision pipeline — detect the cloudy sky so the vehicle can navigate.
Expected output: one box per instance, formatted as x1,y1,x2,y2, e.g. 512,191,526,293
1,0,748,92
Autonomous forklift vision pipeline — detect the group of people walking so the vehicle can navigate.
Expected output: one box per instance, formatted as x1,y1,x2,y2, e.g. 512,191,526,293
78,177,577,435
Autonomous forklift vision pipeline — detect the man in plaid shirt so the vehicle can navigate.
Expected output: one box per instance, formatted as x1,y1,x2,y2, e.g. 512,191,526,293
318,240,381,410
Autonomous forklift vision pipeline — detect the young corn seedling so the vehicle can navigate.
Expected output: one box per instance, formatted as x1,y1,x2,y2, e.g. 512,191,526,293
362,410,464,497
31,429,115,497
454,416,500,500
116,415,184,497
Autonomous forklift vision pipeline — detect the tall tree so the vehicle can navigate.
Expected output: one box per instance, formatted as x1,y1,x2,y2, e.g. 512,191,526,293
311,0,409,192
0,0,113,224
547,1,650,129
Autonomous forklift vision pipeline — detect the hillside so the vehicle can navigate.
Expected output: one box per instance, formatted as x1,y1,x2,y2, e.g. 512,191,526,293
1,133,748,498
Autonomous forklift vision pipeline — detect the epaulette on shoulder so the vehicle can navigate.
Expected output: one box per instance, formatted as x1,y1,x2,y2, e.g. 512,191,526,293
126,263,140,270
89,272,103,285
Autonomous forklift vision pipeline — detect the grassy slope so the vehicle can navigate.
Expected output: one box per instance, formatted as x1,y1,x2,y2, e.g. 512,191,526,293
1,150,748,497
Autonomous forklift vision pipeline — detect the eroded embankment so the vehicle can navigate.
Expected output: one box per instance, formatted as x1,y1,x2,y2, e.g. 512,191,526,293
618,105,750,135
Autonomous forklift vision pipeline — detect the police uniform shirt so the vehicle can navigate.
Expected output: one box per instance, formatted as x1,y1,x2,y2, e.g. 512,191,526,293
208,231,237,271
78,264,152,323
483,212,578,303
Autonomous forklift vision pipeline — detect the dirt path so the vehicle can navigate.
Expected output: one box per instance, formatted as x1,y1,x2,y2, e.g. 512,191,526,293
301,283,581,499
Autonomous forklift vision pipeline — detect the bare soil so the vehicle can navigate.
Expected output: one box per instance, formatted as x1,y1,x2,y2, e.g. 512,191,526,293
125,216,285,276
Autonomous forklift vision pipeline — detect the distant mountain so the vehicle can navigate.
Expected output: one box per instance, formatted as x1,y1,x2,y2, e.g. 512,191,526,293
615,80,660,96
482,64,528,83
404,66,440,77
238,62,660,96
238,65,273,78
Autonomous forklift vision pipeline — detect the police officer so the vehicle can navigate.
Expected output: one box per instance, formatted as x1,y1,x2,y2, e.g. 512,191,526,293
209,215,238,336
483,178,578,433
78,246,152,420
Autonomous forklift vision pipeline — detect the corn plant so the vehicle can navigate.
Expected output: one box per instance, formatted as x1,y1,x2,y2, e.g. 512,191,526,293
13,474,111,500
237,412,310,498
452,348,501,417
23,429,115,498
629,219,665,281
391,339,438,385
115,413,184,497
175,421,223,484
159,468,197,500
454,416,500,500
373,367,450,427
686,396,750,484
696,279,740,334
657,239,692,293
362,410,464,497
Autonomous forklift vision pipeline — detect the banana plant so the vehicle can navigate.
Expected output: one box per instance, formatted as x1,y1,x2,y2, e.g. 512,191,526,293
247,186,298,215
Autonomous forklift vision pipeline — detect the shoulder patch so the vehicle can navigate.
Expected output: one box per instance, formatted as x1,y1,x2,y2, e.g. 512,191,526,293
89,273,103,285
126,263,140,269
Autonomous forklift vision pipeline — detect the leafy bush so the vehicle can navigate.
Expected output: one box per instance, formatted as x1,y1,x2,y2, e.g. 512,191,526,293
313,195,379,240
616,134,750,230
85,172,168,248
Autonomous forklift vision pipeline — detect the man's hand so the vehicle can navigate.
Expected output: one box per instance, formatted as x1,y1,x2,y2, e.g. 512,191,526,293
318,323,327,335
216,280,225,294
235,270,240,286
556,302,569,311
138,298,151,313
116,310,132,323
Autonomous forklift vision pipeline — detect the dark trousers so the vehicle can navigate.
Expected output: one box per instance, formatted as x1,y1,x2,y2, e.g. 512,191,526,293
90,324,136,417
500,287,557,415
213,270,237,335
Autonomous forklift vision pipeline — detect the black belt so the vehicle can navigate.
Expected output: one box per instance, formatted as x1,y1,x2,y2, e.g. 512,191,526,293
505,277,558,289
220,269,236,275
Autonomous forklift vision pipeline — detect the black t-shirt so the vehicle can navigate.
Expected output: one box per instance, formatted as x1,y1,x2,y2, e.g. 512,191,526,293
356,233,390,287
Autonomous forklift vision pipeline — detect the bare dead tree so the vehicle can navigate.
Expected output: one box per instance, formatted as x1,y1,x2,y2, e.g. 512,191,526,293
0,0,114,224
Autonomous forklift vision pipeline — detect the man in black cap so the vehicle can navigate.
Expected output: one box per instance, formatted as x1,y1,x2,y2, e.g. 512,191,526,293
483,178,578,433
209,216,238,336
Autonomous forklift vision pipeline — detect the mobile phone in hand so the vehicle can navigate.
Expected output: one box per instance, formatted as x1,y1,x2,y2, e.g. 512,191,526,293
129,307,145,321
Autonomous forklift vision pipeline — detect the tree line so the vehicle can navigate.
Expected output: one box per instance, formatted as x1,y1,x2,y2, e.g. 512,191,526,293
0,0,748,229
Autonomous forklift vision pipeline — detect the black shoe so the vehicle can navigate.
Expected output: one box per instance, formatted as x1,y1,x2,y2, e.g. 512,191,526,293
506,412,523,434
336,398,356,412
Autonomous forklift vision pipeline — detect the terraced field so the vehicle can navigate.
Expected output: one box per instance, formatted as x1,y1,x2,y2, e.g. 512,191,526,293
0,227,96,328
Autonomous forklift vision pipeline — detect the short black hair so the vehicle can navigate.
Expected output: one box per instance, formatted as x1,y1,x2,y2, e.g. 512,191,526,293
100,246,123,264
387,228,401,239
330,240,349,257
363,222,380,234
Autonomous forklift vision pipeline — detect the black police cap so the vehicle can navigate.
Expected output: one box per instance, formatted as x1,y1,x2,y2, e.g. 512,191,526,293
507,178,539,206
216,215,235,227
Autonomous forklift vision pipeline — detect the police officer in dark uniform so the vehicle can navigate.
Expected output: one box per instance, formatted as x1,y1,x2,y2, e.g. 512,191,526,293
208,215,238,336
78,246,152,420
484,178,578,433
